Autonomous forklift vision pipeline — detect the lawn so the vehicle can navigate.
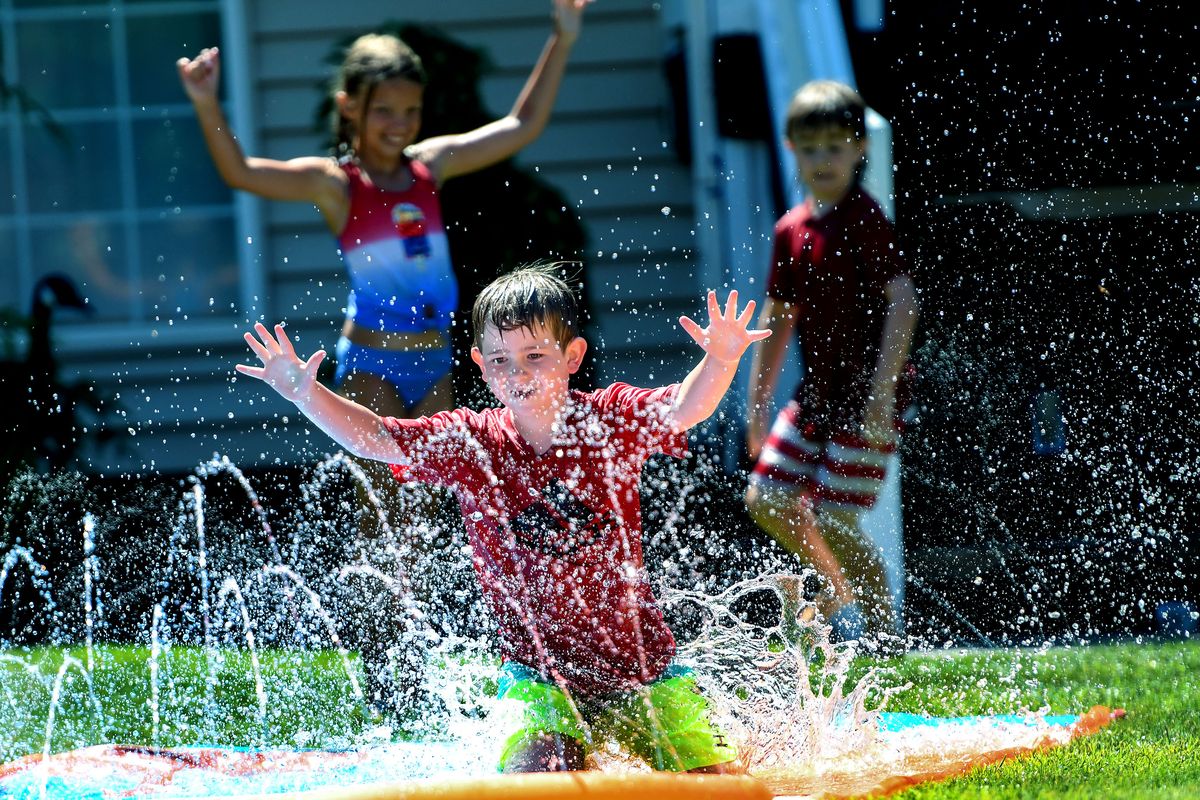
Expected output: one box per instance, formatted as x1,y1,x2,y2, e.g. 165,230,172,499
0,644,370,760
2,639,1197,798
880,639,1200,798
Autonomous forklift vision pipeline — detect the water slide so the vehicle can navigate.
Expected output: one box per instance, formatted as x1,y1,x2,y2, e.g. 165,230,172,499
0,707,1122,799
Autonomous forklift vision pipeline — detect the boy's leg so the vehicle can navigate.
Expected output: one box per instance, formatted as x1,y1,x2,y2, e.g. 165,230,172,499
815,505,896,644
809,429,903,648
502,734,586,772
744,483,855,613
495,665,590,773
603,670,739,773
745,403,856,616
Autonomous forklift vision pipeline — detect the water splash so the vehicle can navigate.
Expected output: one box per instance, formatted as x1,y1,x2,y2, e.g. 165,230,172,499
1,545,54,608
215,577,268,740
195,454,281,565
663,574,905,772
0,453,1109,794
81,514,100,673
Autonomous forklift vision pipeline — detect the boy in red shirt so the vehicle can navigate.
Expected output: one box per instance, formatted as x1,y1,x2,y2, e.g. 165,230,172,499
236,264,768,772
744,80,918,650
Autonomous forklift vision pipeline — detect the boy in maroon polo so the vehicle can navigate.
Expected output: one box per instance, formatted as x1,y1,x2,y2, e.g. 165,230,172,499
744,80,918,649
236,264,768,772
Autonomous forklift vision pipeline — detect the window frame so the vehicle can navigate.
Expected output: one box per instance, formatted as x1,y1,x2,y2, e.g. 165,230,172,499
0,0,264,355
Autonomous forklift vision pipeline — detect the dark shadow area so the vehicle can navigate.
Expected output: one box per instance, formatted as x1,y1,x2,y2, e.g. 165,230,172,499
842,0,1199,644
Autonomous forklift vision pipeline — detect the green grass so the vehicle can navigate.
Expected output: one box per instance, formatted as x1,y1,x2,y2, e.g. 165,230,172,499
2,640,1198,798
878,639,1200,798
0,644,370,762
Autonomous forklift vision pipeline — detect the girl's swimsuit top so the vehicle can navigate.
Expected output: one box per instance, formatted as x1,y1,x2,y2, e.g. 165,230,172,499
336,158,458,333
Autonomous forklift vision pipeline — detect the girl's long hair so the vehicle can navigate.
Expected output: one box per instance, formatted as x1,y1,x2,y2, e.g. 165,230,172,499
331,33,427,158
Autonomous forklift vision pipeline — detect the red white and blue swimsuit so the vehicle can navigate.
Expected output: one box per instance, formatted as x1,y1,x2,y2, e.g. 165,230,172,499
334,158,456,405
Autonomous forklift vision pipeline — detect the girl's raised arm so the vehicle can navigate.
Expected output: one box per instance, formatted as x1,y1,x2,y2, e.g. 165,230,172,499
411,0,592,182
177,47,349,231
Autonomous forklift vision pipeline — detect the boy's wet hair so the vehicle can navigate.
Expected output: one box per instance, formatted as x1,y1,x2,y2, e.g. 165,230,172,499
785,80,867,141
332,33,428,156
472,262,582,350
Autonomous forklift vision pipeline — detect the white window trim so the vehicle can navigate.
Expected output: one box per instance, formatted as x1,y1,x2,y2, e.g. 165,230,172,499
44,0,266,356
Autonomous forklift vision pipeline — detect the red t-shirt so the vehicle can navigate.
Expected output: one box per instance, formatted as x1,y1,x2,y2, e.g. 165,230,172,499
766,188,913,429
382,383,686,695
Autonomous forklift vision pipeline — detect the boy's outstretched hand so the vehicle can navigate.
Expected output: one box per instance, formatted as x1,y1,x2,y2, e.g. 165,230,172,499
669,290,772,432
680,290,771,364
236,323,325,404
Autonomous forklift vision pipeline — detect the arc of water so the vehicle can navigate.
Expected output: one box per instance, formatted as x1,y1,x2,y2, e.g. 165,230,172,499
148,484,207,741
81,513,101,673
296,454,435,691
294,454,405,571
195,454,283,565
289,453,416,658
263,564,365,704
0,547,57,647
149,603,164,745
190,482,218,723
37,654,104,800
216,577,268,743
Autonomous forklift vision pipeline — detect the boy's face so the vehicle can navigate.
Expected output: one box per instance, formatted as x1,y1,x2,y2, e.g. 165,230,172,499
471,321,586,419
787,125,866,205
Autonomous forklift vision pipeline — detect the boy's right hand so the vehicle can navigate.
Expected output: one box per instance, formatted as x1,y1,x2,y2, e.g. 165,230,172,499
236,322,325,405
177,47,221,103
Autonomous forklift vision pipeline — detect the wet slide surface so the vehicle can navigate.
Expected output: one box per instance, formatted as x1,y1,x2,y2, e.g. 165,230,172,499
0,707,1122,800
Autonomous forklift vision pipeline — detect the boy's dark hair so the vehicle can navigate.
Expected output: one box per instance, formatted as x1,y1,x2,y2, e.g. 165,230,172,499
785,79,867,141
332,33,428,156
472,262,581,349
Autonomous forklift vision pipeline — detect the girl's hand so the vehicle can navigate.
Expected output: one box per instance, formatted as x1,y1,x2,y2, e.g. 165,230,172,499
176,47,221,103
679,290,772,365
553,0,592,44
236,322,325,404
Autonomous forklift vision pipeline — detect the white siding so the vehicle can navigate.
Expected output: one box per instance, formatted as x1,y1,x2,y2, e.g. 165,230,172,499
70,0,702,474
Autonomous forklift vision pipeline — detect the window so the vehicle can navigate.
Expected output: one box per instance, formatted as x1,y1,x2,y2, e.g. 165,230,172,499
0,0,253,339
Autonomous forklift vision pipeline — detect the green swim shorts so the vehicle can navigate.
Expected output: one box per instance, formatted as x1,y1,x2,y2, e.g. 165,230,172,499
494,662,737,772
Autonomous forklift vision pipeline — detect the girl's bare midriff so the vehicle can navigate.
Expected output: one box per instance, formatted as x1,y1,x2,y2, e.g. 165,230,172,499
341,319,448,350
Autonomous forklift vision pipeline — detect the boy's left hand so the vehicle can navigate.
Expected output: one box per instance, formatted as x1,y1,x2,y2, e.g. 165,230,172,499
680,290,771,365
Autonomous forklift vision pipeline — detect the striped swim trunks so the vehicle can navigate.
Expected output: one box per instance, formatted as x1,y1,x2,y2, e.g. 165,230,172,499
749,401,900,511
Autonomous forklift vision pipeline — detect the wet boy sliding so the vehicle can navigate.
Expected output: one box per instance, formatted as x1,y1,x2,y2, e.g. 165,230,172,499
236,265,769,773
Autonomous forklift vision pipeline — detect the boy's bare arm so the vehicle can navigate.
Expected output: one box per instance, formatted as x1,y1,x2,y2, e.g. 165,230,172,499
671,291,771,432
863,275,918,441
236,323,407,462
745,298,795,458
